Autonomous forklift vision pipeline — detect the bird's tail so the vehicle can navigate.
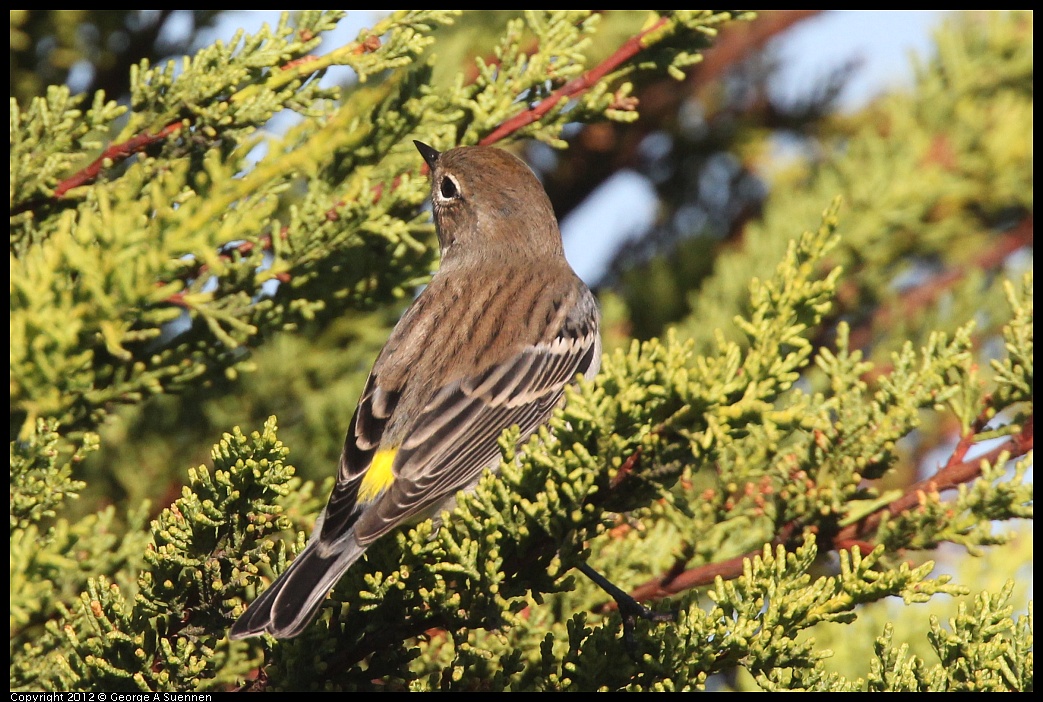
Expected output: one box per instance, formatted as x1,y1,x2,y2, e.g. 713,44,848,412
229,535,366,640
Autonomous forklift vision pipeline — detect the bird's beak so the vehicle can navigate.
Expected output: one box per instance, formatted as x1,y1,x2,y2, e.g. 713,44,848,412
413,140,441,171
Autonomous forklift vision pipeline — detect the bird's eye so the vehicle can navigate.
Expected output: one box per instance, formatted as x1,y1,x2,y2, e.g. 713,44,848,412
439,175,460,200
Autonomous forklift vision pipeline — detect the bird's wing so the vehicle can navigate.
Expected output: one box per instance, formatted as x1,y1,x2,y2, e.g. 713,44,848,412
352,317,600,545
315,290,599,548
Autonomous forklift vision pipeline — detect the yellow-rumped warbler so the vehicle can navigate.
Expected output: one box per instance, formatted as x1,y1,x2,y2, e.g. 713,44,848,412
230,141,601,639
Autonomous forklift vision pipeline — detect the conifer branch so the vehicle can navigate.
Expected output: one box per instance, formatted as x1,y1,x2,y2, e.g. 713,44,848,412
11,18,390,220
479,16,671,146
55,122,185,199
9,122,185,217
612,407,1033,609
842,411,1032,536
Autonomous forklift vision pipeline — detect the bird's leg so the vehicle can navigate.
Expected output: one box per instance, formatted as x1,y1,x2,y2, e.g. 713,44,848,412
576,561,676,657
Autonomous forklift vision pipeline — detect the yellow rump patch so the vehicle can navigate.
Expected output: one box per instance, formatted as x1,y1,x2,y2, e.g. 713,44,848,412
358,447,398,503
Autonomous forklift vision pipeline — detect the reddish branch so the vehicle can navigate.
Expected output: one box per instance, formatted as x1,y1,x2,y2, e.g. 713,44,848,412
836,412,1033,547
479,16,672,146
55,121,185,198
606,410,1033,610
9,121,186,217
949,399,996,466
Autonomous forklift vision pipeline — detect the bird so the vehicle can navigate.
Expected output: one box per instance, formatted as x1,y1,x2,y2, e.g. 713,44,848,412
229,140,601,639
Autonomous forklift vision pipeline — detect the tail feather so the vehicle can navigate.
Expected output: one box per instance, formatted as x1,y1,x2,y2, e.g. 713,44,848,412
230,536,366,639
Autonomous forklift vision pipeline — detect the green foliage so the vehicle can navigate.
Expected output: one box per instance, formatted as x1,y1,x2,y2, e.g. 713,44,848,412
11,419,317,691
10,10,1032,693
10,419,92,529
